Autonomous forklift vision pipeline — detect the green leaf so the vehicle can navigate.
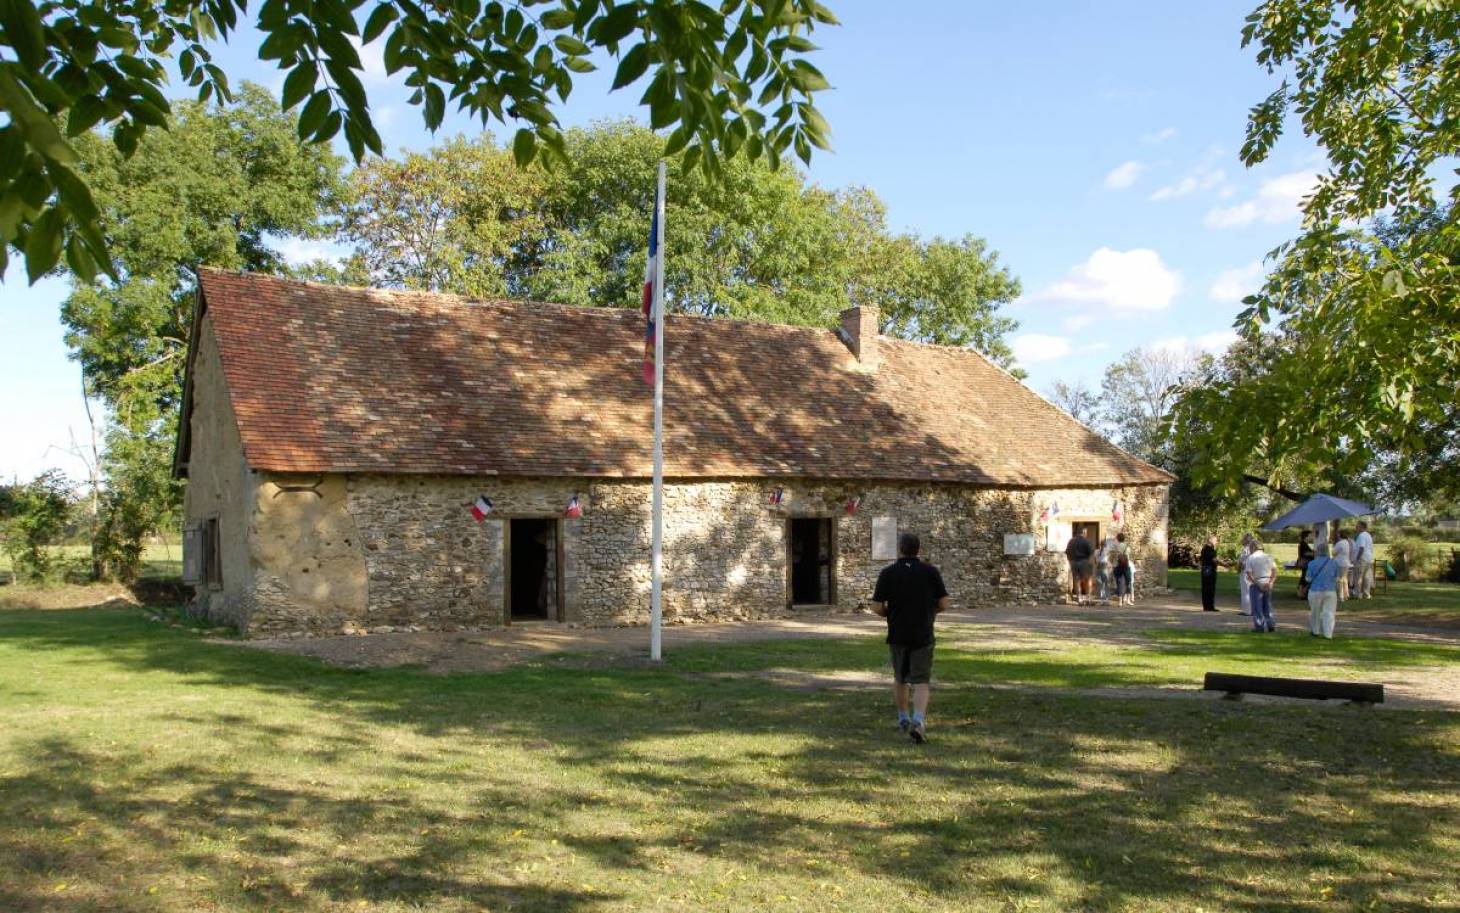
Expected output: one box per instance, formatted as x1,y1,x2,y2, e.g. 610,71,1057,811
281,63,317,110
554,35,591,55
612,43,650,90
0,68,79,165
662,125,689,157
0,0,48,69
512,127,536,166
66,95,109,137
563,56,595,73
593,2,641,45
540,9,575,29
362,4,398,43
25,207,64,283
297,90,332,140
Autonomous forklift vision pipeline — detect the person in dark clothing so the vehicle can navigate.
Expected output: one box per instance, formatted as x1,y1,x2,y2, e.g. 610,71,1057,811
1200,534,1219,612
872,532,950,744
1296,530,1315,598
1065,531,1095,604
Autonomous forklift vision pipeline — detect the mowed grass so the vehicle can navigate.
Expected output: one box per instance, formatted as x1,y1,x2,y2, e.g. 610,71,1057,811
3,606,1459,912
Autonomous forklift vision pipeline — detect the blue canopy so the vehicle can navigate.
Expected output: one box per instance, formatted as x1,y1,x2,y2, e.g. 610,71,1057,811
1262,493,1373,531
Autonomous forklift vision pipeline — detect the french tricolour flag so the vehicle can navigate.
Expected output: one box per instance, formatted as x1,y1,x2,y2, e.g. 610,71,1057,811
1112,499,1124,524
470,495,493,522
640,186,663,386
564,494,583,519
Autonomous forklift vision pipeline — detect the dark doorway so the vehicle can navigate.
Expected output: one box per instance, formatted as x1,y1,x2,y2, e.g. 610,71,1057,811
789,517,835,606
508,518,558,620
1071,520,1102,546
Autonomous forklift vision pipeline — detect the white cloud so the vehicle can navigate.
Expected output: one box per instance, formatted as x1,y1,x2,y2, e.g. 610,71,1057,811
1026,247,1183,313
1103,160,1145,190
350,35,390,84
1149,165,1227,201
1062,313,1098,332
1149,331,1239,355
275,237,347,267
1204,169,1319,228
1141,126,1178,144
1012,334,1073,365
1209,261,1265,302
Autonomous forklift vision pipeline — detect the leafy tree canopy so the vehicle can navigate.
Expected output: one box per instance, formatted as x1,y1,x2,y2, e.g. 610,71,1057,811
341,122,1023,368
1178,0,1460,505
0,0,837,285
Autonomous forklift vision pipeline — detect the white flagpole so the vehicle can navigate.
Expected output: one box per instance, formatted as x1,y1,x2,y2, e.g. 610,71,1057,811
650,160,666,662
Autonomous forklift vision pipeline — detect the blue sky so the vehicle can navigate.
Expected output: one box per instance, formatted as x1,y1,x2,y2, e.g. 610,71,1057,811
1,0,1322,483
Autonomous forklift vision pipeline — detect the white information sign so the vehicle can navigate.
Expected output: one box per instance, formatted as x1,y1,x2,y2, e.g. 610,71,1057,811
1004,533,1036,556
871,516,898,560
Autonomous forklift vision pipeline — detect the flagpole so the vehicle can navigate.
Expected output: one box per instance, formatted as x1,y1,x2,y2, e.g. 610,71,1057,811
650,160,666,662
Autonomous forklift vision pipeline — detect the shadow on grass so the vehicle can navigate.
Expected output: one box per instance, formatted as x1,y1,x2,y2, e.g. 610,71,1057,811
2,606,1460,911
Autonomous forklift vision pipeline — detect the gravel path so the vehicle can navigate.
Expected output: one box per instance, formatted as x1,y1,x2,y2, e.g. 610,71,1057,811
234,595,1460,709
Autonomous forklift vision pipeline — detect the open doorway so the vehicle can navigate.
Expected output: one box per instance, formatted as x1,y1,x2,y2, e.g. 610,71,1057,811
1070,520,1102,547
788,517,835,606
508,518,560,621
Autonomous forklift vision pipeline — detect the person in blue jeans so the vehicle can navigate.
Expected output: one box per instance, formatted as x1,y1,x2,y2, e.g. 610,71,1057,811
1243,541,1278,632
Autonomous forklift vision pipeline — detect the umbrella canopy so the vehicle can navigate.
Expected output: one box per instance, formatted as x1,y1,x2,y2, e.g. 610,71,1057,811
1262,493,1373,531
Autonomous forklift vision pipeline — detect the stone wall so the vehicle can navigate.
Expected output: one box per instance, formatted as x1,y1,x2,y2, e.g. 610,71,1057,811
181,318,256,628
229,472,1169,635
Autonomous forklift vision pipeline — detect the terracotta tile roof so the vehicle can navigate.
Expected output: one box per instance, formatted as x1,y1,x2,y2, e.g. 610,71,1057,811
191,269,1173,487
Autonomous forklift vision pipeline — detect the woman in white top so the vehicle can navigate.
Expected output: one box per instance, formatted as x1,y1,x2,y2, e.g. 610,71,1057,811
1332,530,1353,601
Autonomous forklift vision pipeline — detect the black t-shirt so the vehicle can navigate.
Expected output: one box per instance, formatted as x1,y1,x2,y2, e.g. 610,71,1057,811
1065,537,1094,562
872,557,949,647
1200,544,1217,569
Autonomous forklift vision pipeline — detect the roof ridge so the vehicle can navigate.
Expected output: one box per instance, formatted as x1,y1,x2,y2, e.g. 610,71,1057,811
200,267,849,342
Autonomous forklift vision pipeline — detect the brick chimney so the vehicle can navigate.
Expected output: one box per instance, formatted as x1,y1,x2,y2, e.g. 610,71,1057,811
838,305,880,371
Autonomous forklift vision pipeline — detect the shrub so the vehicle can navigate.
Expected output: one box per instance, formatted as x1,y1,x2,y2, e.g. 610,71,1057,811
1443,549,1460,585
0,471,73,583
1389,536,1433,581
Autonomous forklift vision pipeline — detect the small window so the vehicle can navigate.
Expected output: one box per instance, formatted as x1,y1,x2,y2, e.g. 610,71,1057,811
202,517,222,589
182,525,202,585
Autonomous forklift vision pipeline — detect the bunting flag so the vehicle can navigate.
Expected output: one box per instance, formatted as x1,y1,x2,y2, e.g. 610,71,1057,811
640,191,662,386
564,494,583,519
845,495,862,516
469,495,493,522
1112,499,1124,524
768,487,784,507
1040,501,1061,523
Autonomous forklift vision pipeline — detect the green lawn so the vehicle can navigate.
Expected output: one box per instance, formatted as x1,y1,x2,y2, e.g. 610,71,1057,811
0,541,182,581
1169,567,1460,622
2,606,1458,912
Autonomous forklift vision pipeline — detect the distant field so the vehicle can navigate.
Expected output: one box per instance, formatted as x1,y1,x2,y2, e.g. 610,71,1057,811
0,542,182,582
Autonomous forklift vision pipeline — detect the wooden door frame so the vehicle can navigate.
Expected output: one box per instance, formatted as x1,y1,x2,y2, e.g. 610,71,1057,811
502,516,566,625
785,516,837,608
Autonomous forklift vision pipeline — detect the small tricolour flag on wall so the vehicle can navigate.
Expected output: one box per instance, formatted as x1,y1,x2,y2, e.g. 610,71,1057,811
564,494,583,519
470,495,493,522
768,487,784,506
1040,501,1061,523
1112,499,1124,524
845,495,862,516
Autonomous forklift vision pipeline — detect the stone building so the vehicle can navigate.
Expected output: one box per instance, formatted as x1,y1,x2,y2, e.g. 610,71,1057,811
176,269,1173,636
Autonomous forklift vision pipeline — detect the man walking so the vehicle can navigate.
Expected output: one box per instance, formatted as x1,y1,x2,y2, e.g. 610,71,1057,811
1352,521,1375,599
872,532,949,744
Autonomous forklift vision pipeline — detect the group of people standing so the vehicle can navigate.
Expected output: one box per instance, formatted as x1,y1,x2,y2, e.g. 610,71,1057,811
1064,529,1135,606
1197,520,1377,639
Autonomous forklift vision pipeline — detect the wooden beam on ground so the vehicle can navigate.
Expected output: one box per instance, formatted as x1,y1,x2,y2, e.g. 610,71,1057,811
1202,672,1384,705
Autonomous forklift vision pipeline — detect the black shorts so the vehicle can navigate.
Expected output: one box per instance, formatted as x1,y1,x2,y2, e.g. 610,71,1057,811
889,644,934,685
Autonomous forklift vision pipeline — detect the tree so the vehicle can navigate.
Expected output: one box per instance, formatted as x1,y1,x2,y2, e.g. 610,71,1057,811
60,84,344,580
341,135,546,296
1045,379,1101,428
1,0,838,285
342,122,1023,367
1183,0,1460,498
0,470,71,582
1096,346,1206,464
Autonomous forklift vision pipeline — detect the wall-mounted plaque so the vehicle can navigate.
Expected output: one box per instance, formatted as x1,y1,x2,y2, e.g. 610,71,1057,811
1004,533,1035,556
871,516,897,560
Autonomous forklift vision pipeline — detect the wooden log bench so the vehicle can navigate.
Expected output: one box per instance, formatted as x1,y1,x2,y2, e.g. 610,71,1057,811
1203,672,1384,705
